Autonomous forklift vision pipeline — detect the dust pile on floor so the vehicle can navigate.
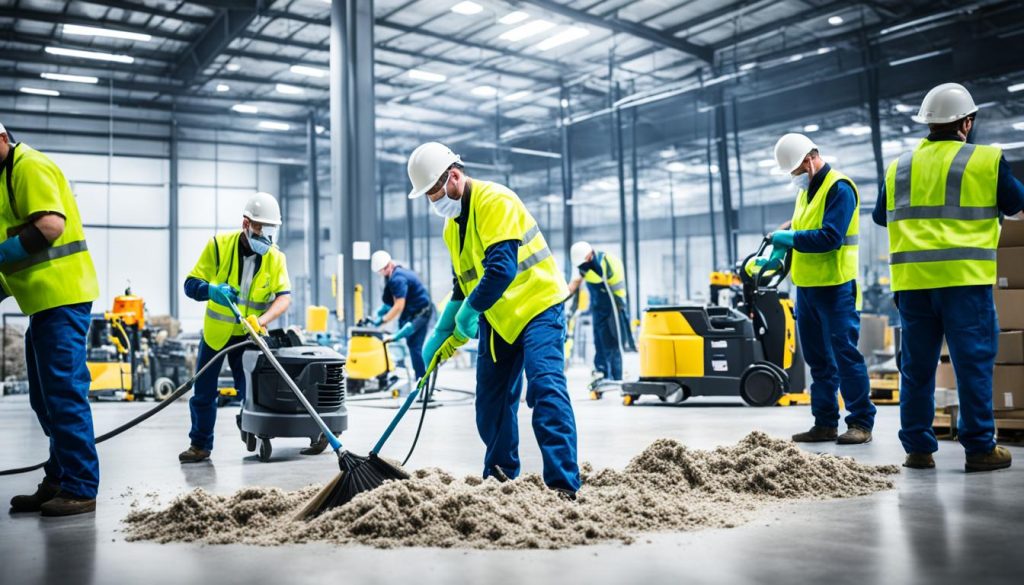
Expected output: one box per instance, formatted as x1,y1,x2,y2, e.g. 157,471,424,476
123,432,899,549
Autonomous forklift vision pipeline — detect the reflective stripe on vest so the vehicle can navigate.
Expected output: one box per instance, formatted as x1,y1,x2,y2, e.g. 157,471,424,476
789,168,860,288
456,225,553,287
884,139,1001,291
206,306,238,323
1,239,89,274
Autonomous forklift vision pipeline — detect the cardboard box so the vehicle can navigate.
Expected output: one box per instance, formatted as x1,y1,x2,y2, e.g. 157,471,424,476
994,288,1024,330
993,365,1024,410
997,331,1024,364
936,361,956,390
996,247,1024,289
1000,218,1024,248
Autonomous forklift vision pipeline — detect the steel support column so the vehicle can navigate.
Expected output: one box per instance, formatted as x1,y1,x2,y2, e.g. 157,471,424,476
168,112,179,318
307,111,321,307
864,38,886,185
631,107,641,317
614,83,630,318
330,0,377,325
715,103,736,266
559,83,574,275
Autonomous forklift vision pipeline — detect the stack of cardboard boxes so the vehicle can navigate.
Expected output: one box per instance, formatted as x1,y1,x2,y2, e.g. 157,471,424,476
994,219,1024,426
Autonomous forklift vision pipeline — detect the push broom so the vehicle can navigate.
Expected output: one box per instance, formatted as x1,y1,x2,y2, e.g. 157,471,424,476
226,300,411,519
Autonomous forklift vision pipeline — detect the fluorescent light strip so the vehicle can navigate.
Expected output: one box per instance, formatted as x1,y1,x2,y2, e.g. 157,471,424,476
499,11,529,25
803,124,820,132
20,87,60,97
407,69,447,82
451,1,482,15
888,49,947,67
471,85,497,97
500,20,555,42
536,27,589,51
275,83,304,95
1008,83,1024,93
503,90,531,102
258,121,290,131
290,64,328,78
45,46,134,63
63,23,152,42
216,84,230,92
232,104,259,114
40,72,98,84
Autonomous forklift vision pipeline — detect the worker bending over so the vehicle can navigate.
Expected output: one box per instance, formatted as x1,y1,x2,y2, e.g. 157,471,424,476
369,249,434,379
409,142,580,499
874,82,1024,472
2,122,101,516
179,192,292,463
770,133,875,445
567,242,634,381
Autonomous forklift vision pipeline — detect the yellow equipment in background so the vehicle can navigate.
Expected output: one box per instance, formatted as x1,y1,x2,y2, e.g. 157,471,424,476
622,237,806,407
87,288,151,401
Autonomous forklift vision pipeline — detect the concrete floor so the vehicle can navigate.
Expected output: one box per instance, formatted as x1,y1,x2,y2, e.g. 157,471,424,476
1,361,1022,585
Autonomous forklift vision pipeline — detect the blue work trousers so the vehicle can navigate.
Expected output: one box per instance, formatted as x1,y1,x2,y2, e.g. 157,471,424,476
26,302,99,499
401,307,435,379
896,286,998,455
188,335,247,452
796,281,876,430
591,306,623,380
475,305,581,492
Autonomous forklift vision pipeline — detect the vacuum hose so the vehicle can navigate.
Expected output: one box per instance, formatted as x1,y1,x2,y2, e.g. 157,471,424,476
0,340,254,476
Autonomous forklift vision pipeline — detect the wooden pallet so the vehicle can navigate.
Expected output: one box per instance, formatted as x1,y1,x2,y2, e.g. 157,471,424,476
933,409,1024,443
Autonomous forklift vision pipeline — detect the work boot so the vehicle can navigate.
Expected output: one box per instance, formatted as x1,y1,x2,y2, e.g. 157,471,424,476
553,488,577,502
965,446,1012,473
40,493,96,517
300,434,329,456
9,478,60,513
791,426,838,443
178,445,211,463
904,453,935,469
837,425,873,445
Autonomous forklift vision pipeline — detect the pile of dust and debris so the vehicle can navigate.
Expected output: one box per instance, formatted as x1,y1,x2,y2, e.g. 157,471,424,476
123,432,899,549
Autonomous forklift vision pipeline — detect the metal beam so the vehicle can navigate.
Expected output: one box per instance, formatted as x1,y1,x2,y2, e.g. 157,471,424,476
558,83,574,277
169,113,180,318
171,3,264,83
307,111,321,307
77,0,212,25
0,7,195,43
518,0,713,62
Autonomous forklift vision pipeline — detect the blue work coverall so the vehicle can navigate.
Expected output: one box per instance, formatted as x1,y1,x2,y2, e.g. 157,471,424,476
578,253,625,380
382,265,434,378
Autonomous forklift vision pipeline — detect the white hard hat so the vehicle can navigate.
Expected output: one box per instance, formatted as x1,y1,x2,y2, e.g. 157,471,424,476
570,241,594,268
773,133,818,174
912,82,978,124
407,142,461,199
243,192,282,226
370,250,392,273
0,122,6,135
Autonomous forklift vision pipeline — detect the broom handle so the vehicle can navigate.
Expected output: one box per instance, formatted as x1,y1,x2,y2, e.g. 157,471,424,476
371,356,437,455
228,301,344,452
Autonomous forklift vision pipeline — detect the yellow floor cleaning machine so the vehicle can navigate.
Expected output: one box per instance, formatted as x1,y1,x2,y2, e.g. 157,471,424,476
621,236,805,406
345,320,408,396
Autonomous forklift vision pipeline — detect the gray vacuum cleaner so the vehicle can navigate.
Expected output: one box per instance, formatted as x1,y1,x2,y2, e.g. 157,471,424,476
238,332,348,462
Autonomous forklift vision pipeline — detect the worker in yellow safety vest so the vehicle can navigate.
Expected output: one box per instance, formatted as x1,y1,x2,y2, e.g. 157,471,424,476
768,133,875,445
1,122,101,517
407,142,580,499
873,82,1024,472
178,192,292,463
567,242,634,381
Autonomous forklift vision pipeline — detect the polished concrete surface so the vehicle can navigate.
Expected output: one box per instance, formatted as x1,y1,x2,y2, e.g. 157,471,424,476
2,361,1022,585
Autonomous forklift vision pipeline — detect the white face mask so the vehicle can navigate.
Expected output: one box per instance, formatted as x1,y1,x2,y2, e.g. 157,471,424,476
790,173,810,191
429,176,461,218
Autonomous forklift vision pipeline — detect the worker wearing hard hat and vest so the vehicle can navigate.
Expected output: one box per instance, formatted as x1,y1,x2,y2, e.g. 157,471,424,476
369,250,434,379
567,242,634,381
179,192,292,463
769,133,876,445
1,123,101,517
873,82,1024,472
408,142,580,499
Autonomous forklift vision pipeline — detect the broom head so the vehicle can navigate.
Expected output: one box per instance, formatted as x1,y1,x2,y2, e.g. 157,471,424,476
294,450,409,520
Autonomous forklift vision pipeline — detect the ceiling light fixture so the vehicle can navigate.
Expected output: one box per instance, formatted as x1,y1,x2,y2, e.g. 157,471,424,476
216,84,230,92
828,15,844,26
1007,83,1024,93
62,23,151,42
471,85,498,97
666,161,687,173
258,121,290,131
232,104,259,114
40,72,98,84
407,69,447,82
20,87,60,97
451,1,482,15
803,123,819,132
499,11,529,25
45,46,134,63
500,20,555,42
503,90,531,102
225,63,240,72
290,64,328,78
275,83,304,95
536,27,589,51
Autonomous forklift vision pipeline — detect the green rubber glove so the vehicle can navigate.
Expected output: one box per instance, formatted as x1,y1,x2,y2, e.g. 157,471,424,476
209,283,238,308
767,246,788,269
770,229,795,250
391,322,414,342
434,332,469,364
454,301,480,340
421,299,461,367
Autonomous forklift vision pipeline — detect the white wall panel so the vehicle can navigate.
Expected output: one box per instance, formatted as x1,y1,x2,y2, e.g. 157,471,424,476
111,156,167,184
47,152,109,182
74,182,110,226
108,185,168,226
179,186,217,227
216,161,257,188
179,159,215,181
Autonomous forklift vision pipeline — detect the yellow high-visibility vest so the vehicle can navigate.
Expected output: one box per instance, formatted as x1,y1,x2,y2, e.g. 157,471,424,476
582,251,627,301
790,168,860,287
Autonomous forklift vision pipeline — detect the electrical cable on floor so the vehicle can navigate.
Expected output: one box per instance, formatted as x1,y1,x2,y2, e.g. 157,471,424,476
0,340,254,476
401,367,439,467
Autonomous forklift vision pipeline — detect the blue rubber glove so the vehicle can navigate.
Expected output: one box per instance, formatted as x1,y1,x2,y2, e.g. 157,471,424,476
209,283,238,308
375,304,391,318
391,322,415,342
767,246,787,269
0,236,29,265
422,300,461,367
434,332,468,364
454,302,480,340
770,230,795,250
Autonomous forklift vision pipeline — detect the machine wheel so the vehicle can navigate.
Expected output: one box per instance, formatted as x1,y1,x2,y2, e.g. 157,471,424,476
153,377,176,401
392,388,400,399
623,394,638,406
245,433,257,453
589,390,601,400
739,363,785,407
349,379,365,395
258,438,272,462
